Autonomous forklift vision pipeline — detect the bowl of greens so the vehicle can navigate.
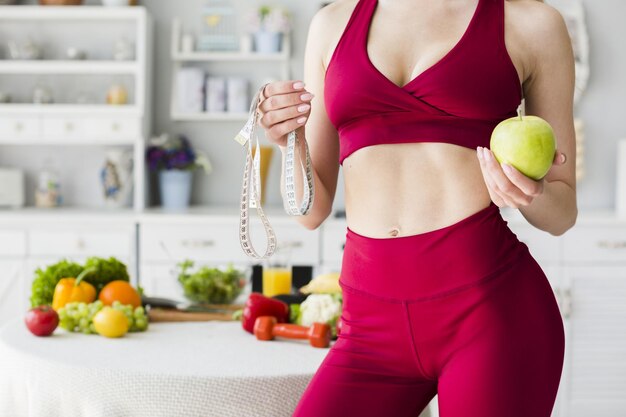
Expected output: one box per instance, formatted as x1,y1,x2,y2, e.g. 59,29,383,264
176,260,249,304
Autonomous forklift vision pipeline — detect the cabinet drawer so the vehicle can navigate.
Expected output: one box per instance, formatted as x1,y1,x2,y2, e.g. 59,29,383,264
267,223,319,265
29,230,132,257
0,230,26,257
0,116,40,140
42,116,84,140
508,224,561,264
141,222,241,263
563,225,626,263
140,221,320,265
87,117,141,140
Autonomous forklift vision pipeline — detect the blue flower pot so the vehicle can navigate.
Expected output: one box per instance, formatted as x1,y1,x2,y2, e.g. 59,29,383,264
159,170,193,210
254,30,282,53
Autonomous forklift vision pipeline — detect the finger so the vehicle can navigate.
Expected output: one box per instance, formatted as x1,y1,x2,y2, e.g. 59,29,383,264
501,163,543,197
259,90,314,113
260,102,311,130
264,80,307,98
482,148,532,206
476,147,508,207
267,115,308,142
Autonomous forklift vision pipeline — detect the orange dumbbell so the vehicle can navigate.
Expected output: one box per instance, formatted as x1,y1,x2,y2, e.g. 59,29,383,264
253,315,331,348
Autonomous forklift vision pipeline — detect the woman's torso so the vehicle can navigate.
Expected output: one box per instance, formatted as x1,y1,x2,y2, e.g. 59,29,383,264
323,0,529,238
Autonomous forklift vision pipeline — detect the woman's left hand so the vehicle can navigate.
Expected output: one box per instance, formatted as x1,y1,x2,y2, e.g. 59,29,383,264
476,146,567,209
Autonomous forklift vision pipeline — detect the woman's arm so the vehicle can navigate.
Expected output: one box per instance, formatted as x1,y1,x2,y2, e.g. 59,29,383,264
478,1,577,236
258,5,341,230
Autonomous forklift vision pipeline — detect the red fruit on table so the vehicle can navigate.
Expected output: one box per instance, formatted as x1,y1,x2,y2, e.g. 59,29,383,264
24,305,59,337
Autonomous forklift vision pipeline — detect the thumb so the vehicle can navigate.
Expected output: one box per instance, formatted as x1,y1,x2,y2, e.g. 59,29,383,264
553,150,566,166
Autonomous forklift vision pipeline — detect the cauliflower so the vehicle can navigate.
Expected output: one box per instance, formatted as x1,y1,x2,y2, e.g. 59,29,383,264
298,293,343,337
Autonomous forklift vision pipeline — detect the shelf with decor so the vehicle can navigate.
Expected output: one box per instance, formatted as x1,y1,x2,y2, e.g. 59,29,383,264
168,4,292,122
0,104,140,116
0,60,139,75
0,6,152,213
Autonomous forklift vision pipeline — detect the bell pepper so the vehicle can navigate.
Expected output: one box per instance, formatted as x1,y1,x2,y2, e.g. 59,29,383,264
241,292,289,334
51,267,97,310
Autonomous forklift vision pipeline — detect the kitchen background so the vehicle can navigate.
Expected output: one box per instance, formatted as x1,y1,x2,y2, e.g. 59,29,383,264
0,1,625,417
1,0,623,210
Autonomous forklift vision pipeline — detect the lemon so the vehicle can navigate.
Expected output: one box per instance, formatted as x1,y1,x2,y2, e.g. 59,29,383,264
93,307,129,338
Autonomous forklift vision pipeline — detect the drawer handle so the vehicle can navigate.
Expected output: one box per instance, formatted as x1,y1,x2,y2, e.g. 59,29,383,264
111,122,120,131
14,122,23,132
596,240,626,249
280,241,303,250
554,288,572,319
65,122,74,132
76,238,86,250
181,239,215,248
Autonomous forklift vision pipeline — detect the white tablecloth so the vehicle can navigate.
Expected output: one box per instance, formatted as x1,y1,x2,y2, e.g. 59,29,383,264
0,319,331,417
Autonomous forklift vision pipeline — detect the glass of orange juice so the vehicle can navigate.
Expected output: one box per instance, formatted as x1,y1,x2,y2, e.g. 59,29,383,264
262,246,293,297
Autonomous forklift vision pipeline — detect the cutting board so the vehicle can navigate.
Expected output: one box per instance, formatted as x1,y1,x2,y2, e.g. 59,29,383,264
148,308,238,322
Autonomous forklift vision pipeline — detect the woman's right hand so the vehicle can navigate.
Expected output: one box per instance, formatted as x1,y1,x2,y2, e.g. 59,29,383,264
257,80,315,147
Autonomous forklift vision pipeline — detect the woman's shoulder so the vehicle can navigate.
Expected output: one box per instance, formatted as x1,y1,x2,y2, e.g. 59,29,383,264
505,0,569,39
310,0,361,69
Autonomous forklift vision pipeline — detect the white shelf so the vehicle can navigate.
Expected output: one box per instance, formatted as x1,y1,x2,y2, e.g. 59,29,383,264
0,204,622,226
0,206,137,224
0,104,141,116
0,6,147,21
0,60,139,75
0,137,137,146
170,112,249,122
172,50,289,62
169,17,291,122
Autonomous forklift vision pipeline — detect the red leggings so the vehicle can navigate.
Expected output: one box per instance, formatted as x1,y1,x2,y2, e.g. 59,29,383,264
293,202,565,417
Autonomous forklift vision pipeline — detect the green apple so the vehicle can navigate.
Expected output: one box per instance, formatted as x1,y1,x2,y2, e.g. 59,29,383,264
490,113,556,180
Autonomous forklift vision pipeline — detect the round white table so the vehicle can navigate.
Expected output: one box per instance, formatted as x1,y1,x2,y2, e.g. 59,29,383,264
0,319,331,417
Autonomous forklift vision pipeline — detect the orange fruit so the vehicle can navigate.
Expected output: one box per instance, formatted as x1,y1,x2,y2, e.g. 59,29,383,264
98,281,141,308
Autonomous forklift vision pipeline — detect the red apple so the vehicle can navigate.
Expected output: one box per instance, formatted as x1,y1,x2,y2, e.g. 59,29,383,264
25,305,59,337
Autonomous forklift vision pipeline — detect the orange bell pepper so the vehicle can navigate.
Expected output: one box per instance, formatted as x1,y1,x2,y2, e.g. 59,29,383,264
51,267,97,310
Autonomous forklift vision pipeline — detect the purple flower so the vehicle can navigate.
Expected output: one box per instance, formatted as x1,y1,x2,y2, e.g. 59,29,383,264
146,134,201,172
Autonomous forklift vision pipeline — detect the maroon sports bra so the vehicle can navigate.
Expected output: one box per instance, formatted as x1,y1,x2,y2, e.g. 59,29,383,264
324,0,523,165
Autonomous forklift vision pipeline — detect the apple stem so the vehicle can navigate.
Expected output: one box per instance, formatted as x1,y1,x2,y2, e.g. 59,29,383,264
517,105,523,121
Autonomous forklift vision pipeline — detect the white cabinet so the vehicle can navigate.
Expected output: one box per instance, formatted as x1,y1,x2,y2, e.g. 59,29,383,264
139,263,185,301
139,218,320,300
0,219,136,324
558,266,626,417
0,260,26,328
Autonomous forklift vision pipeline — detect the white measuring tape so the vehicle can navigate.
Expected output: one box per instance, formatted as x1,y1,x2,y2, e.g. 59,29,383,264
233,83,314,260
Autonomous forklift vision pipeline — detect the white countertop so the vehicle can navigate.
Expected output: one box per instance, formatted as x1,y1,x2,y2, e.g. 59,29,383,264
0,204,623,226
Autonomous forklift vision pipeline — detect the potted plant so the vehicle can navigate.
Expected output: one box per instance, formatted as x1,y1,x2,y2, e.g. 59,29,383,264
146,133,212,210
243,5,292,53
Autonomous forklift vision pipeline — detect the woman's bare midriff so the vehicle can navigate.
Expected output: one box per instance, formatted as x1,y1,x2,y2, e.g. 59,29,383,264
342,142,492,238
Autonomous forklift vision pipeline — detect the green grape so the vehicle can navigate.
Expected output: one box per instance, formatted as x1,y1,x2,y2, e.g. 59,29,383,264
58,301,148,334
135,318,147,330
